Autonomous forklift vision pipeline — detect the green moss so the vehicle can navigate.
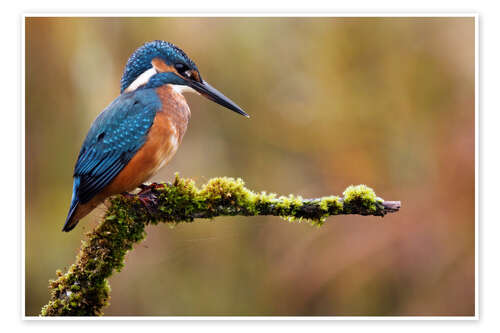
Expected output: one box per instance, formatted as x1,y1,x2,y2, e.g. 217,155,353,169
154,175,205,223
275,194,303,211
319,195,344,213
342,184,381,213
41,196,146,316
41,175,394,316
200,177,258,215
257,191,277,202
272,194,304,223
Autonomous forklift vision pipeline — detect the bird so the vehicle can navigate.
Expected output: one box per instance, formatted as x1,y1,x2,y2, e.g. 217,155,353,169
62,40,248,232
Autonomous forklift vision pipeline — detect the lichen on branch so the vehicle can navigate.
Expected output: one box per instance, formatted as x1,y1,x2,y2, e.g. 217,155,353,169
40,174,400,316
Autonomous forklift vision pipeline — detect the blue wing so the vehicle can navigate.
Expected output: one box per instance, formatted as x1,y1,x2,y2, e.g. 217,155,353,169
73,89,161,204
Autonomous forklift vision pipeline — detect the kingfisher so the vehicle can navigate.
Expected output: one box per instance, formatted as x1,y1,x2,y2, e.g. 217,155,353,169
62,40,248,232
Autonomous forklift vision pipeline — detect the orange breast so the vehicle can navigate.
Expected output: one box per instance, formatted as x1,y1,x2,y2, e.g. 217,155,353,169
69,85,192,225
102,85,191,196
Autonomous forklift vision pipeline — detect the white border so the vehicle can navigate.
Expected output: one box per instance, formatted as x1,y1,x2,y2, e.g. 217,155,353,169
21,13,478,321
21,12,26,321
24,13,476,16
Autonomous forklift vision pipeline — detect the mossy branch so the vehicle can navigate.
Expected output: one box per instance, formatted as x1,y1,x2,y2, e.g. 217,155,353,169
40,175,400,316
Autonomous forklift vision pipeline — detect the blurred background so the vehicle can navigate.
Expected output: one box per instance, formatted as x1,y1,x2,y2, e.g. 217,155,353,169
25,17,475,316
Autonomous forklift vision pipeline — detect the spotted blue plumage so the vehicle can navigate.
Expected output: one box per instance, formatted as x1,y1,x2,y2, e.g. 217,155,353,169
120,40,198,93
66,89,161,219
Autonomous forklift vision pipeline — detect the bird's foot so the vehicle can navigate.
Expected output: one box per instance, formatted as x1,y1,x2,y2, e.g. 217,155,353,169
121,184,164,215
121,191,159,215
137,192,159,215
138,182,164,194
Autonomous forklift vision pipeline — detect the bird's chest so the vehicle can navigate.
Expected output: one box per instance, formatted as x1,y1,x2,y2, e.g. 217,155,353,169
156,85,191,137
147,86,191,173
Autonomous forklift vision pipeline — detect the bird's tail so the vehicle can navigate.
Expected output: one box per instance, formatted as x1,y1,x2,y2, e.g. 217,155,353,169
62,200,80,232
62,178,80,232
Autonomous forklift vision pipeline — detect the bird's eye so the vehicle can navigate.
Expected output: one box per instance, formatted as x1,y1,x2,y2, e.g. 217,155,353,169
175,63,189,75
174,63,199,81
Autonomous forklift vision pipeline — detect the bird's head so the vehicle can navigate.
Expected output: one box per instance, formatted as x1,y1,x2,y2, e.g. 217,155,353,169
120,40,248,117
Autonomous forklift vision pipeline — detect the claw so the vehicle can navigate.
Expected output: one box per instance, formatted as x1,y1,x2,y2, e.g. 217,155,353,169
137,182,163,195
121,184,162,215
137,192,158,215
151,182,164,190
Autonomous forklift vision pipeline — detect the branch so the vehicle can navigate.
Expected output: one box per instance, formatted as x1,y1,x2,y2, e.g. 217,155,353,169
40,175,400,316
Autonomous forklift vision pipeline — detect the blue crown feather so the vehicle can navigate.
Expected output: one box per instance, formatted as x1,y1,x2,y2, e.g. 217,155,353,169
120,40,198,93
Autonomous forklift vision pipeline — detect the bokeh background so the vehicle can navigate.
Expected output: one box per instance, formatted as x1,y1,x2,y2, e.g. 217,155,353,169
25,17,475,316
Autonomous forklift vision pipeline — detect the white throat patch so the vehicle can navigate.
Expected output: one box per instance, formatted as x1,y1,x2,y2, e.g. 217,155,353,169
170,85,198,95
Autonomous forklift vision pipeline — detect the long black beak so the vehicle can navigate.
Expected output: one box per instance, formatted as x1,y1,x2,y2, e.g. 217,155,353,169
188,79,249,118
